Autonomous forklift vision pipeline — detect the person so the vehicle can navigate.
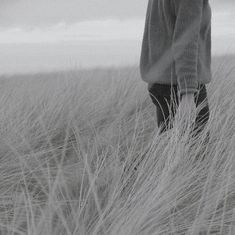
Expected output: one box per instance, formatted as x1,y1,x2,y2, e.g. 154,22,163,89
139,0,212,136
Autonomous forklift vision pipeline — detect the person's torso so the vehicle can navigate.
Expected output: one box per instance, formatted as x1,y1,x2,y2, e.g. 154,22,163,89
140,0,212,85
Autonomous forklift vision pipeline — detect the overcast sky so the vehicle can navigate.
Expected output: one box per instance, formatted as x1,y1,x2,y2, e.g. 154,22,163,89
0,0,234,41
0,0,146,27
0,0,235,74
0,0,233,27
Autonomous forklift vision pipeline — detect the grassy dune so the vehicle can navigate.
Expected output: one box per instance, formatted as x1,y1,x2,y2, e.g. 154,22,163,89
0,54,234,234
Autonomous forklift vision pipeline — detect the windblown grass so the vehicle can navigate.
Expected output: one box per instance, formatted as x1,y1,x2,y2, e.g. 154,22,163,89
0,54,234,235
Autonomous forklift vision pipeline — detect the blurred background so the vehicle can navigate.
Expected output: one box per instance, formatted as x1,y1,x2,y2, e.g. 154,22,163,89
0,0,234,75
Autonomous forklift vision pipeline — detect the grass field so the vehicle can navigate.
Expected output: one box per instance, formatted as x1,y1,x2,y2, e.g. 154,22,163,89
0,54,234,235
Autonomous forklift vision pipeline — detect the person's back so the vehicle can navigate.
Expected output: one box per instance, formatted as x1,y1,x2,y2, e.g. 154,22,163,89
139,0,212,135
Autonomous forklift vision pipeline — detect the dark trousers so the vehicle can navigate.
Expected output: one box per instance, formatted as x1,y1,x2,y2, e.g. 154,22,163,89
148,83,210,136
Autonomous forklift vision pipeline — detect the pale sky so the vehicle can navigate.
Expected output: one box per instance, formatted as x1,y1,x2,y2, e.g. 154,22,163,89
0,0,235,75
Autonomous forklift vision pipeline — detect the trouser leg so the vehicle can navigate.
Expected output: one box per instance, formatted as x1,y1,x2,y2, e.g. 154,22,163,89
148,84,178,134
192,84,210,137
148,83,210,135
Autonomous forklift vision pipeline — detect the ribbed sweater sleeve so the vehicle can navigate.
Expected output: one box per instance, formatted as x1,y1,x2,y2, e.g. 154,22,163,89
172,0,203,96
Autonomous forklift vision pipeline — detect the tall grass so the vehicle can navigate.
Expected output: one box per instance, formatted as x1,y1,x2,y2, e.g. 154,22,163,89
0,55,234,235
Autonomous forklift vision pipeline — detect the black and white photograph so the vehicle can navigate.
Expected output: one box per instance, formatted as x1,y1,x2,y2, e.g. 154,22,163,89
0,0,235,234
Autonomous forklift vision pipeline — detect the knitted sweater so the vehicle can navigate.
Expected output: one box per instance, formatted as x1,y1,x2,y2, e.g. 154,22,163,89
139,0,212,96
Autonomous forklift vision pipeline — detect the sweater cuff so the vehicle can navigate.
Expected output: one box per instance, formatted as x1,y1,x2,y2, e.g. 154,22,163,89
178,76,198,97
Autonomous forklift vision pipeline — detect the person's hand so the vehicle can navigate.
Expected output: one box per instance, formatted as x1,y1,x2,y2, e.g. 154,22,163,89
174,93,197,135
